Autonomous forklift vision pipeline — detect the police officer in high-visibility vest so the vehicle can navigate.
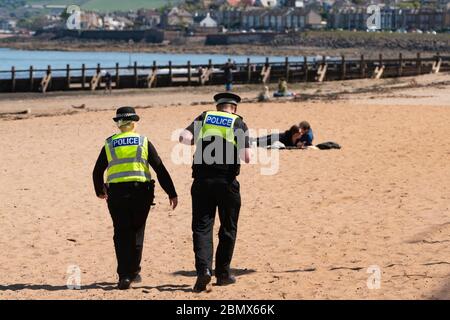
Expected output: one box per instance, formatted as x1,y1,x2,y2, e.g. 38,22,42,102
179,93,251,292
93,106,178,290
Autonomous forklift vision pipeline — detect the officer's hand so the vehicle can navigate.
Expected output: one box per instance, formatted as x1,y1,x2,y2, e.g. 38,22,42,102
169,197,178,210
98,193,108,200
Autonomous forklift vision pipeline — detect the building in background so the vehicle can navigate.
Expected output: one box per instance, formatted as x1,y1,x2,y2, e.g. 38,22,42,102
199,12,219,27
161,7,194,28
240,7,322,30
328,5,449,31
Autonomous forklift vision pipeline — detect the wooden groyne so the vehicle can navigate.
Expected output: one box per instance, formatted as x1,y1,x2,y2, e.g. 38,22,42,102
0,53,448,93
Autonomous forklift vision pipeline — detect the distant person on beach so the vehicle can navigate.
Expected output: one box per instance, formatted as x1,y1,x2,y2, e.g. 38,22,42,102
221,61,235,92
256,121,314,148
297,121,314,148
198,66,204,84
258,86,270,102
104,71,112,93
274,78,294,97
92,107,178,290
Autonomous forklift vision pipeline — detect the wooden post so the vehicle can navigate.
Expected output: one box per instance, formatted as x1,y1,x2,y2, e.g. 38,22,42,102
41,65,52,93
372,53,385,80
285,57,289,82
152,61,157,87
66,64,71,89
208,59,212,83
29,66,34,91
81,64,86,89
432,52,441,74
168,61,173,85
187,60,191,85
360,54,365,78
398,53,403,77
316,57,328,83
416,52,422,75
341,55,346,80
134,61,138,87
90,64,101,91
247,58,251,83
11,66,15,92
115,63,120,88
303,56,308,82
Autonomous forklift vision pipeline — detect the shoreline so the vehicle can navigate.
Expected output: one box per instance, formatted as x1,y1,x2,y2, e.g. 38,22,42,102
1,36,447,60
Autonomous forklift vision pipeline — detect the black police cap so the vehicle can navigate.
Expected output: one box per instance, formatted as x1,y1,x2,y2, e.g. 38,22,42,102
113,106,140,122
214,92,241,107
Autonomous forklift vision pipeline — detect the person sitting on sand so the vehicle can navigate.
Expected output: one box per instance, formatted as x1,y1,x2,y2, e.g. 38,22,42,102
273,78,294,98
255,121,314,148
258,86,270,102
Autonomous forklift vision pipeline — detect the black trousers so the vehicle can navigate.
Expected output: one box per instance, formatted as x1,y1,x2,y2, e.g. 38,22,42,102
107,181,154,279
191,178,241,278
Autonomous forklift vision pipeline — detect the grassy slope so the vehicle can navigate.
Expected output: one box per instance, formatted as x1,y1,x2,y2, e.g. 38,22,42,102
25,0,180,11
82,0,181,11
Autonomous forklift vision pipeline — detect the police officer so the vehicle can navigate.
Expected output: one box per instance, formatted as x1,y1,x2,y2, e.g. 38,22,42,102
93,106,178,290
179,93,251,292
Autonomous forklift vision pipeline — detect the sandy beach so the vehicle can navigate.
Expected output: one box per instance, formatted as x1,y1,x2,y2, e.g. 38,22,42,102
0,73,449,300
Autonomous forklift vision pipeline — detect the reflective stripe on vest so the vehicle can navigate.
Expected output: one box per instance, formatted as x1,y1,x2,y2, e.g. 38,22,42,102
199,111,239,145
105,132,151,183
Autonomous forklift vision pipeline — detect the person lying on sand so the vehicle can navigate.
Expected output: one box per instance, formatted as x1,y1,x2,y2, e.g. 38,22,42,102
255,121,314,148
297,121,314,149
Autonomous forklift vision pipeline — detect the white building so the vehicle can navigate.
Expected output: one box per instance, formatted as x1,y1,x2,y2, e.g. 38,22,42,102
200,13,218,27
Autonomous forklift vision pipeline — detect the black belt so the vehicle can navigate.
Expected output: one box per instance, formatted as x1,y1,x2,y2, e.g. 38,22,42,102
107,180,155,189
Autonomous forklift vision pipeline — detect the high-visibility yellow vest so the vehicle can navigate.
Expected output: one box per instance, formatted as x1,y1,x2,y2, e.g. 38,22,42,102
105,132,151,184
199,111,239,146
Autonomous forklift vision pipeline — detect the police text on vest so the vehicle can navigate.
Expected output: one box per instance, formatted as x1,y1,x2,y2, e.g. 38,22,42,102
113,137,140,148
205,115,233,127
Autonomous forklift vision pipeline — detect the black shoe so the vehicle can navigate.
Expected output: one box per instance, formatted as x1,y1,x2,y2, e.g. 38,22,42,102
216,275,236,286
118,278,132,290
193,270,212,293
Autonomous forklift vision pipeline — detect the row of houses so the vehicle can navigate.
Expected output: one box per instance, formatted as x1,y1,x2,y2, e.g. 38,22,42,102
232,7,323,30
328,7,450,31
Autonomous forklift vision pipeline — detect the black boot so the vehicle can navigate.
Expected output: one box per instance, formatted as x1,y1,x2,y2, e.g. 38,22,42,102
118,277,132,290
193,269,212,293
216,275,236,286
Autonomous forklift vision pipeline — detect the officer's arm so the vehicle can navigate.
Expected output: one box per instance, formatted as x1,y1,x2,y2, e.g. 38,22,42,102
179,114,204,145
92,147,108,198
179,129,194,145
236,120,252,164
